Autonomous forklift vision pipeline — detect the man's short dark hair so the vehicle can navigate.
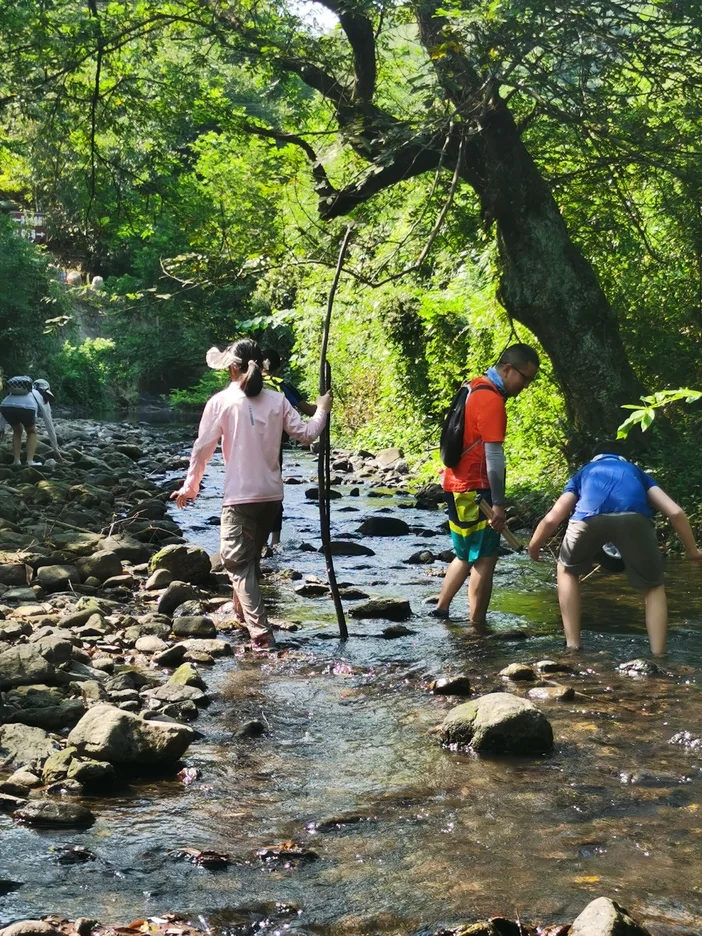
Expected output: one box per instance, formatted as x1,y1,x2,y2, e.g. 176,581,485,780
592,439,628,459
497,343,540,369
262,348,281,372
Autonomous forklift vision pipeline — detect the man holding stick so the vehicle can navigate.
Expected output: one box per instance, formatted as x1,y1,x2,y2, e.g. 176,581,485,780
432,344,540,625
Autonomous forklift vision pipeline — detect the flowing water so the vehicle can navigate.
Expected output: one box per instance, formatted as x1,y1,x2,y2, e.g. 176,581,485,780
3,437,702,935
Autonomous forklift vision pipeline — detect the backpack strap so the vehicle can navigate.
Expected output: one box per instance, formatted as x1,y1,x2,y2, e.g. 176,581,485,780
459,381,501,458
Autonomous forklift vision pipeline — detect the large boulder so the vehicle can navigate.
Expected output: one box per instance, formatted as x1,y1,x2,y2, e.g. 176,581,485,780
101,535,153,564
0,922,63,936
0,563,31,586
374,447,403,469
158,581,198,617
356,517,410,537
75,550,123,583
31,634,74,666
2,685,85,730
67,703,194,765
0,645,58,689
172,616,216,638
0,724,60,770
439,692,553,755
149,544,212,585
570,897,652,936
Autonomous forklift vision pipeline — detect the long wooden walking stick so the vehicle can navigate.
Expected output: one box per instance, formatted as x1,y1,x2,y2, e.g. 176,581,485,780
318,225,353,640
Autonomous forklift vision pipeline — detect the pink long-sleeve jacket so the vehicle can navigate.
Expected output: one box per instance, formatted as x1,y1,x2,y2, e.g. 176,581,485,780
177,383,328,505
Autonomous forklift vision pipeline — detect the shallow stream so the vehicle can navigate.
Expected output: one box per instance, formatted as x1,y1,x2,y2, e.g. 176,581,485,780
3,439,702,935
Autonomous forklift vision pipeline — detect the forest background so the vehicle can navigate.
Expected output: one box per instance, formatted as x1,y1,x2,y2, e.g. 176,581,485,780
1,0,701,535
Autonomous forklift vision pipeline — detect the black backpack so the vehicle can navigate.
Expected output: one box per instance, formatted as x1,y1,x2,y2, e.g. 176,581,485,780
439,382,499,468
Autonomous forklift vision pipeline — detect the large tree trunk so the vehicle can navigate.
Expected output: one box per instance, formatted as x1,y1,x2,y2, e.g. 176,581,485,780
478,98,646,449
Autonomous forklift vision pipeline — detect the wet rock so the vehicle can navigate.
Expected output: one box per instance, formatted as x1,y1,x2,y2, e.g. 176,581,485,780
145,568,173,590
157,581,198,617
528,685,575,702
172,615,216,637
570,896,652,935
149,544,212,585
54,845,97,864
305,487,342,500
0,880,22,896
14,799,96,828
67,702,194,765
536,659,575,675
429,675,472,696
337,587,369,599
381,624,415,638
42,746,77,784
617,659,662,677
321,541,376,557
294,583,329,597
235,719,266,739
0,563,31,587
619,769,685,787
36,565,81,593
3,685,85,730
440,692,554,755
668,731,702,750
0,793,28,812
3,588,37,602
0,645,57,690
356,516,410,536
101,535,153,564
172,600,207,618
0,921,63,936
406,550,435,564
499,663,537,682
256,842,319,866
168,662,207,690
175,847,232,869
350,598,412,621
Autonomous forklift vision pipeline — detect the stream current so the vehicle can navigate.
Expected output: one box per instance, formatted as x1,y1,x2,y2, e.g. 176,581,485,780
3,432,702,935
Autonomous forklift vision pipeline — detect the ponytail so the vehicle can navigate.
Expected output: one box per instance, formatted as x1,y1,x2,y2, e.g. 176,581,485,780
241,358,263,397
230,338,264,397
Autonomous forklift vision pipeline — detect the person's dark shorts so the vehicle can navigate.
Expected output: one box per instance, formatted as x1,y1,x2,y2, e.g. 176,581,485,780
270,503,283,534
559,512,664,590
0,405,35,429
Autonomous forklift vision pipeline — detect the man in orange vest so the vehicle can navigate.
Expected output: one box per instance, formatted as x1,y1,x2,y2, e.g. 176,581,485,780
432,343,540,626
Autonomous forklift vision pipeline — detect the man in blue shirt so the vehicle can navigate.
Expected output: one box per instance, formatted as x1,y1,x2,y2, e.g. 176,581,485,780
529,441,702,655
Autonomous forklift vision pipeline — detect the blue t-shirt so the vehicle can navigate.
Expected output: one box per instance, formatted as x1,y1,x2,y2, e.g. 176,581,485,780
564,455,658,521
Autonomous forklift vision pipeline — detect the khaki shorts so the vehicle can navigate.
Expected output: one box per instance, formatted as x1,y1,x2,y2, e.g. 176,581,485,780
220,501,281,574
559,512,664,590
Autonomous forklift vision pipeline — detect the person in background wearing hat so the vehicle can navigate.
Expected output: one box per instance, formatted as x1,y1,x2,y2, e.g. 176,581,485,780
171,339,332,651
0,376,61,465
261,347,317,550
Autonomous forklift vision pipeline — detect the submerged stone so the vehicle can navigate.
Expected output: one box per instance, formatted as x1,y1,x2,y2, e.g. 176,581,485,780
440,692,553,755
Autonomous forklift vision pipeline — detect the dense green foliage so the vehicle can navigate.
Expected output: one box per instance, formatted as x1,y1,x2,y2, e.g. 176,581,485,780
0,0,701,523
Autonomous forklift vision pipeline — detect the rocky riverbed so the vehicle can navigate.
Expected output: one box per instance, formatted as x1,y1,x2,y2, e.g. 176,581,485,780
1,420,702,936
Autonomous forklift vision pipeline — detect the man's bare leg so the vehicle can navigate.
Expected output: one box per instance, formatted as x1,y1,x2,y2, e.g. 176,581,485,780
11,425,22,464
468,553,498,626
26,426,37,463
557,563,582,648
435,557,471,613
644,584,667,656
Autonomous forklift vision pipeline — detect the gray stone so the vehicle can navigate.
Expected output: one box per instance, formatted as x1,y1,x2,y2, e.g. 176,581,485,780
528,685,575,702
176,638,232,657
570,897,651,936
148,544,212,585
172,615,216,637
0,564,30,587
75,550,123,583
13,799,95,828
145,568,172,590
42,746,78,784
0,645,57,689
0,921,62,936
32,634,74,665
3,685,85,730
374,447,403,468
67,757,116,788
143,682,207,704
101,535,153,564
0,724,59,769
67,702,194,765
153,644,187,667
440,692,554,755
430,675,472,696
135,635,168,654
168,662,207,689
172,600,207,618
36,565,81,593
158,581,198,617
499,663,537,682
406,550,435,564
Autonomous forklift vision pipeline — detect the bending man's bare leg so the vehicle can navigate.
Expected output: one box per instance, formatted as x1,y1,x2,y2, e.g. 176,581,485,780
644,584,667,656
557,562,582,648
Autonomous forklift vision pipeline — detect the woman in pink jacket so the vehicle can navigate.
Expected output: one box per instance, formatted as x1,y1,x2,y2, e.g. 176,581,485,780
172,339,332,650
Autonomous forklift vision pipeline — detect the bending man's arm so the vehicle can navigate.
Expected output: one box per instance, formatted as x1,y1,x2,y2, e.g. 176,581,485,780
172,399,223,506
648,486,702,561
528,492,578,561
35,395,59,452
